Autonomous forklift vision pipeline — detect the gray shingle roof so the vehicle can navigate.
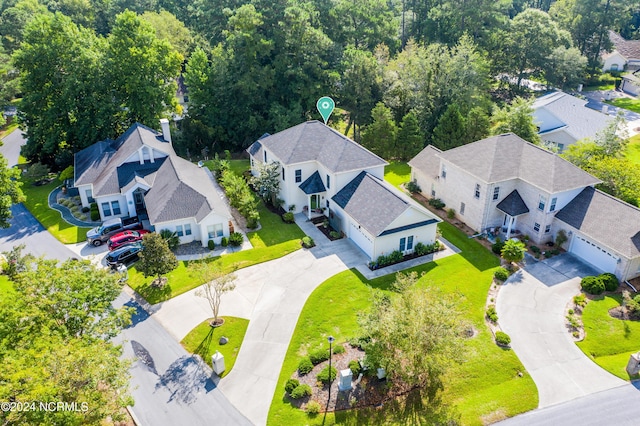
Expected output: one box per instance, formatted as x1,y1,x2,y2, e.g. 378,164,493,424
496,190,530,216
116,158,165,192
555,187,640,259
332,172,438,237
74,123,176,196
431,133,601,193
298,171,326,194
607,31,640,61
247,121,387,173
408,145,442,179
532,92,614,141
144,155,231,224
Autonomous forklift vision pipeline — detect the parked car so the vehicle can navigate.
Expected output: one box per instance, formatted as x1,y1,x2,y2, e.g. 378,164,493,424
108,230,150,250
105,242,143,269
86,216,142,246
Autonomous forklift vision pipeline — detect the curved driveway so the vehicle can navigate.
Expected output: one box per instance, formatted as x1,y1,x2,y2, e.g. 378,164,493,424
497,254,626,408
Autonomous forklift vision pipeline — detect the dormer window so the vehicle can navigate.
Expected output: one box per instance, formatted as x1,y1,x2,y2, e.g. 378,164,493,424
441,165,447,178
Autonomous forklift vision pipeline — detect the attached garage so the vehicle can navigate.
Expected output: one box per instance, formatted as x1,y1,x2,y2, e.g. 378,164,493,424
569,235,618,274
349,221,373,258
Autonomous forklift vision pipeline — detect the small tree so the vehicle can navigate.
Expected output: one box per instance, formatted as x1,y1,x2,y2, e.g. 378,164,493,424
137,233,178,287
191,262,237,326
251,161,281,206
501,239,526,267
159,228,180,250
24,162,50,184
58,165,74,182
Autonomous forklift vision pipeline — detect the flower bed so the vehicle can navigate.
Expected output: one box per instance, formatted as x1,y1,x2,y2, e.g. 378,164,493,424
367,241,443,270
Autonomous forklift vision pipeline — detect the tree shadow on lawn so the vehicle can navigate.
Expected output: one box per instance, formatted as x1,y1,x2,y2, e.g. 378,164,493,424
136,278,173,304
193,326,216,360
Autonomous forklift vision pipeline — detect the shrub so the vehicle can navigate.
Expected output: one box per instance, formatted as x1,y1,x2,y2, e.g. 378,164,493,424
58,165,74,181
530,245,541,254
221,237,228,247
306,400,321,415
446,208,455,219
574,293,588,308
317,366,337,384
285,378,300,394
282,212,295,223
246,216,259,229
623,291,640,320
349,360,361,376
290,384,312,399
288,204,296,212
301,236,315,248
388,250,403,263
599,273,618,292
555,229,568,247
309,348,330,365
495,331,511,346
486,305,499,323
159,229,180,250
332,344,345,354
207,240,215,250
329,231,341,239
297,358,313,375
90,203,100,221
581,276,605,295
81,206,89,213
70,205,80,214
406,180,421,193
494,267,509,282
228,232,244,246
428,198,445,209
492,238,505,255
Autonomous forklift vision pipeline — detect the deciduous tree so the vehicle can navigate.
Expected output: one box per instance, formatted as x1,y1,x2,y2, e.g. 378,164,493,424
0,153,24,228
490,97,542,145
137,232,179,287
251,161,281,206
191,262,237,326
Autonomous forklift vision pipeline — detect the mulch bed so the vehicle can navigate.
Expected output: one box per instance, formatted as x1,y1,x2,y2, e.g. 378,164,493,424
310,217,343,241
288,344,414,413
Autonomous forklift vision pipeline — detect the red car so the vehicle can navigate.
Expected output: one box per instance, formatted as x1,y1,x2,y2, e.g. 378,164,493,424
107,230,150,250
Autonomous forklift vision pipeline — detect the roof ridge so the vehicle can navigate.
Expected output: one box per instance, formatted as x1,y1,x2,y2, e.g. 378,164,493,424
364,173,409,207
592,187,640,212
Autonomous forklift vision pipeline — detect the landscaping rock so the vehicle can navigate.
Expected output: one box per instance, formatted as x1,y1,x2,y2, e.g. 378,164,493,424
219,336,229,345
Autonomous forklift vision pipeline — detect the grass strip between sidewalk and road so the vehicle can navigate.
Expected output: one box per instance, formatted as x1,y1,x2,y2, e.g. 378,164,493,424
267,221,537,426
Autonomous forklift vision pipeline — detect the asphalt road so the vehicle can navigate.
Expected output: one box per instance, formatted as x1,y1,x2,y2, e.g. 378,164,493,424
0,128,26,166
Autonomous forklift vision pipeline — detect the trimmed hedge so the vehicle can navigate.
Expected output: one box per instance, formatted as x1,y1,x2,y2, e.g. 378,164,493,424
495,331,511,346
494,267,509,282
309,348,330,365
599,273,619,292
581,276,605,295
297,358,313,375
290,384,312,399
285,378,300,394
317,366,337,384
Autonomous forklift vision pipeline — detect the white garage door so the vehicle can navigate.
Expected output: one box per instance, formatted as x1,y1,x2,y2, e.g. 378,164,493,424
570,235,617,274
349,222,373,258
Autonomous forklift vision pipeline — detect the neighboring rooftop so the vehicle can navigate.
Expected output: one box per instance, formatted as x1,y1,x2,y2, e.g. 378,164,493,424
407,145,442,179
555,187,640,259
532,91,614,141
332,171,438,237
606,31,640,61
432,133,601,193
247,121,387,173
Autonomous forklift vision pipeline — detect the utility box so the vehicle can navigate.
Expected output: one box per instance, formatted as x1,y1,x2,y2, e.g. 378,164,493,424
212,351,225,375
338,368,353,391
377,368,386,380
626,352,640,376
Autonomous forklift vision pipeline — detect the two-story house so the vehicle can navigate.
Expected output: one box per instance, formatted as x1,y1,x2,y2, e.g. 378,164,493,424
74,119,232,247
247,120,441,260
410,133,640,281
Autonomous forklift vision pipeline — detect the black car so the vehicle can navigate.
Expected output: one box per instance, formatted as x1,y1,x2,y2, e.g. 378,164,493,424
105,242,143,269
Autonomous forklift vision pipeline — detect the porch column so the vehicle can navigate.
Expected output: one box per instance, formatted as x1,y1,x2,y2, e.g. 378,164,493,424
505,216,514,240
307,195,311,220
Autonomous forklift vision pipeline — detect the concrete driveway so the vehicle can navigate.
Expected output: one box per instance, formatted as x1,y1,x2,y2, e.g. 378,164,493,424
497,254,626,408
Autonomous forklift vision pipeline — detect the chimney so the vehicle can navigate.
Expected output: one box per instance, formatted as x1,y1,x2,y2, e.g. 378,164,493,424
160,118,172,143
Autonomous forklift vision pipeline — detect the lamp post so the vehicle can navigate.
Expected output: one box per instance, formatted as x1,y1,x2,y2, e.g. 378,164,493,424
327,335,335,406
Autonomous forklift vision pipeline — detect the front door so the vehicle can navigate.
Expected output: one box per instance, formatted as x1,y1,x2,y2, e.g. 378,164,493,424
311,194,319,209
133,189,146,214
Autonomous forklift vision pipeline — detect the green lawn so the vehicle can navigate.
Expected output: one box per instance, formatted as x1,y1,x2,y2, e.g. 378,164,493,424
128,200,305,304
181,316,249,378
19,177,91,244
607,97,640,113
384,161,411,190
0,275,15,302
267,222,537,425
576,294,640,380
0,121,19,139
203,159,250,177
626,134,640,165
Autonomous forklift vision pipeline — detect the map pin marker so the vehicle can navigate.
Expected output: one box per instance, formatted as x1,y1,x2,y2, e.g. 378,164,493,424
316,97,335,124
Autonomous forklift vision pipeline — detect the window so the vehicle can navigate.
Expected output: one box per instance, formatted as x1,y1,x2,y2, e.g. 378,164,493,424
102,202,112,217
557,143,565,152
326,200,329,209
431,183,436,197
282,167,285,181
111,201,121,216
399,237,406,252
295,169,302,183
407,236,414,251
264,151,267,162
441,165,447,178
207,223,224,239
176,225,184,237
545,224,551,234
549,197,557,212
534,222,541,232
474,184,480,199
185,224,192,236
326,174,330,189
460,202,465,215
611,64,619,71
85,189,94,203
493,187,500,201
538,195,546,211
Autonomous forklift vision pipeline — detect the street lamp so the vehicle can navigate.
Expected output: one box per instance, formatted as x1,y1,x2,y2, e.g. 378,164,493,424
327,335,335,406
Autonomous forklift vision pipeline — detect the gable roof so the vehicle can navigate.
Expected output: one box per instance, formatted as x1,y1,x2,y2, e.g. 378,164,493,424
332,172,438,237
497,190,530,216
144,155,231,224
298,171,326,194
555,187,640,259
606,31,640,61
407,145,442,179
419,133,600,193
246,121,387,173
532,91,614,141
74,123,175,196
